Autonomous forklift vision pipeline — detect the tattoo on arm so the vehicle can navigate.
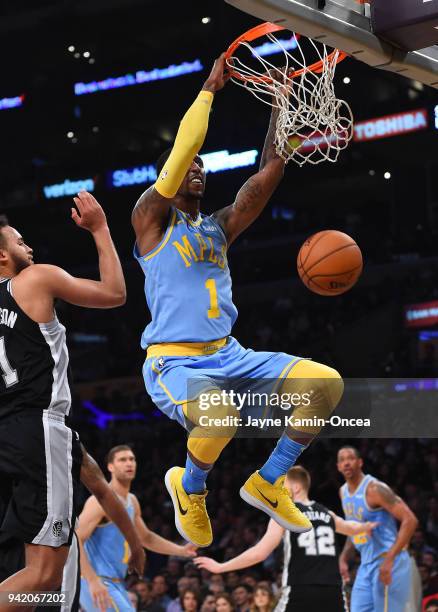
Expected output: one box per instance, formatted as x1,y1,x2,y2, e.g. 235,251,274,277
260,107,280,170
233,177,263,213
373,483,402,507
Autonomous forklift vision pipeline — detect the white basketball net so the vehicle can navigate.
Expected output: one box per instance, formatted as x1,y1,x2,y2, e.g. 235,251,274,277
227,33,354,166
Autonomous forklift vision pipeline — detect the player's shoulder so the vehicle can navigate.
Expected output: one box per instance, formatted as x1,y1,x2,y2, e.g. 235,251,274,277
310,500,331,513
14,264,64,285
364,474,382,491
204,212,228,241
130,492,140,504
83,493,105,515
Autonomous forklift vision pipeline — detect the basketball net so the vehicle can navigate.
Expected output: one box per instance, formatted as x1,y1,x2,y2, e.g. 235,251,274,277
226,30,354,166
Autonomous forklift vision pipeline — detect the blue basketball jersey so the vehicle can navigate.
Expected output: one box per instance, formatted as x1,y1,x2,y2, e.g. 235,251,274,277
134,207,238,346
340,474,399,565
84,493,135,580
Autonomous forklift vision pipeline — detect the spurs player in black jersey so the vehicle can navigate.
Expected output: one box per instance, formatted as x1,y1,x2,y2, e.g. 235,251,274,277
0,446,146,611
195,466,377,612
0,191,126,608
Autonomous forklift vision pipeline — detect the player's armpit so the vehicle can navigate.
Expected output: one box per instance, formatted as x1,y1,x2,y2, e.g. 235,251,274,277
131,186,172,253
76,496,106,542
213,161,284,245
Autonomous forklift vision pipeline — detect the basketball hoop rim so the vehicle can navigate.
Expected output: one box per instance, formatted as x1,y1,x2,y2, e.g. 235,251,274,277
224,21,348,83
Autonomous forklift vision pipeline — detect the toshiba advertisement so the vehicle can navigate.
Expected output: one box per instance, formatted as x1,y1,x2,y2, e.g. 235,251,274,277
405,301,438,328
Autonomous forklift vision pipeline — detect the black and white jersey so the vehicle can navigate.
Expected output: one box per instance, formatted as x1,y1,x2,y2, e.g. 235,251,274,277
281,501,341,587
0,278,71,418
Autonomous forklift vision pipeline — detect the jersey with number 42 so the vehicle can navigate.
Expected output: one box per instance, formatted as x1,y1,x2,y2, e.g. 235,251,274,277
285,501,341,586
133,207,238,347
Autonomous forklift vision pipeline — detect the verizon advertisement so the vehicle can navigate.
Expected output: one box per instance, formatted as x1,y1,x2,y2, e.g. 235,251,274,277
354,109,428,142
405,301,438,328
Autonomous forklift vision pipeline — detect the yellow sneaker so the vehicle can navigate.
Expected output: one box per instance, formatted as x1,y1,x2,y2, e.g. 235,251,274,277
164,466,213,548
240,471,312,533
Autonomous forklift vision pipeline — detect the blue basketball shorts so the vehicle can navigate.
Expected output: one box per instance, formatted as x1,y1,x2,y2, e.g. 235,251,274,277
351,551,412,612
143,336,303,429
80,577,134,611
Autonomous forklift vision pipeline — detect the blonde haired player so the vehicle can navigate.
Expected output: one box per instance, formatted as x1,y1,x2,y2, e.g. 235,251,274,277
132,54,344,548
195,466,377,611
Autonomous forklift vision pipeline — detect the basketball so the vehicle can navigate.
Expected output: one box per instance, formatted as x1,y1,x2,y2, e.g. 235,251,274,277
297,230,363,296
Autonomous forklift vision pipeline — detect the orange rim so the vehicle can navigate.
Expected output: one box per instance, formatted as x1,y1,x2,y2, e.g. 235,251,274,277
225,22,347,83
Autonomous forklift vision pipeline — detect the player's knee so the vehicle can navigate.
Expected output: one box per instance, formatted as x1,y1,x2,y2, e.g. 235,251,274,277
283,360,344,433
310,362,344,414
186,390,239,464
186,390,240,438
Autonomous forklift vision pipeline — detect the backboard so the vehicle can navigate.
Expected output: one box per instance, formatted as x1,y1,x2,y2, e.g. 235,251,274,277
224,0,438,89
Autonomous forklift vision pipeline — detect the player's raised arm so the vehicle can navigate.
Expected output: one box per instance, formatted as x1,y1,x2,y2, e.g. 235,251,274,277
366,480,418,586
80,447,145,576
14,191,126,311
213,73,286,245
131,496,196,557
131,54,230,256
194,519,284,573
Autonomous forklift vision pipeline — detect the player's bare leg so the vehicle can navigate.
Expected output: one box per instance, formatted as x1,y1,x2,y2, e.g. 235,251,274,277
0,543,68,611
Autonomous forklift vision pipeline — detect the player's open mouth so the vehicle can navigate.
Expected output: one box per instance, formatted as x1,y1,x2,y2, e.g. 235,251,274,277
190,178,202,184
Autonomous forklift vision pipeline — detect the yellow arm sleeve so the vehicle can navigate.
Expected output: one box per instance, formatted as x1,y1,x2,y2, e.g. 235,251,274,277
154,90,214,198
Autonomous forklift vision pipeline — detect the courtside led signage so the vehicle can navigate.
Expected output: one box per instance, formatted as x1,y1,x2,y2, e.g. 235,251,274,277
354,109,428,142
202,149,258,173
0,95,24,110
75,60,203,96
43,178,95,199
405,300,438,328
110,150,259,188
111,165,157,188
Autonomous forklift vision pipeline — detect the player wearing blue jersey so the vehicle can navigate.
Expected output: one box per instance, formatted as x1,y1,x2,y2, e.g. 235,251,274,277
132,54,344,548
337,446,418,612
77,445,196,612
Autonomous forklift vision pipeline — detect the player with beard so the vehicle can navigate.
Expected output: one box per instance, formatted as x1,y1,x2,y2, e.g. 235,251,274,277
78,445,197,612
0,191,125,609
337,446,418,612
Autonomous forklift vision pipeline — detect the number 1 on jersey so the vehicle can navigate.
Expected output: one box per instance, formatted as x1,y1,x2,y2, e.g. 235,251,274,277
0,336,18,387
205,279,220,319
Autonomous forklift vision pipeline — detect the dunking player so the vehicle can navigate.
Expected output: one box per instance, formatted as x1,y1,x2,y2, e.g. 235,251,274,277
337,446,418,611
195,466,377,611
132,54,344,548
0,445,145,612
0,191,126,608
78,445,197,612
